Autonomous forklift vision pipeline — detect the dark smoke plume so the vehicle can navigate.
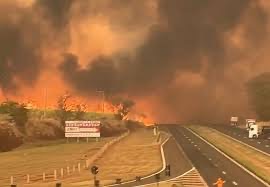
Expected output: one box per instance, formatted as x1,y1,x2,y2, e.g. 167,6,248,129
0,0,75,94
0,2,41,93
59,0,268,122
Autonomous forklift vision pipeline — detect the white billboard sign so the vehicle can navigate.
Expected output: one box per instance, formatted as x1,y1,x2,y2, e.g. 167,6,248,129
65,121,101,138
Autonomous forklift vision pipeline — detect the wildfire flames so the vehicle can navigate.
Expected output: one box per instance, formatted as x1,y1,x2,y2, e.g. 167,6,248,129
1,0,270,123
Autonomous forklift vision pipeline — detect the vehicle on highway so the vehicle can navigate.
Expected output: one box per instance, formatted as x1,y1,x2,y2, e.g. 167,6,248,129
245,119,256,130
230,116,238,126
248,121,270,139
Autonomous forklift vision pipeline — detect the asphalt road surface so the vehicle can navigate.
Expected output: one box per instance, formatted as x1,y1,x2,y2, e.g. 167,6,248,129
168,125,269,187
110,136,192,187
208,124,270,154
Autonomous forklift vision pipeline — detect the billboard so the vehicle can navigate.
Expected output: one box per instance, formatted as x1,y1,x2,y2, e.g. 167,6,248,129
65,121,101,138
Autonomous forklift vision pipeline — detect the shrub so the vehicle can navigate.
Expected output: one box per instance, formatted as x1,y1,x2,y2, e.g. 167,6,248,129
0,121,23,152
100,119,128,137
25,118,64,140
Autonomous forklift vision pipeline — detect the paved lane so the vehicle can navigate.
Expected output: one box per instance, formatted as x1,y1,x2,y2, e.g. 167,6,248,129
209,125,270,154
168,125,269,187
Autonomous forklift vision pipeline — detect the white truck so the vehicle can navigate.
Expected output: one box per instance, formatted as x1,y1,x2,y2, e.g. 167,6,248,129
245,119,256,130
230,117,238,126
248,121,270,139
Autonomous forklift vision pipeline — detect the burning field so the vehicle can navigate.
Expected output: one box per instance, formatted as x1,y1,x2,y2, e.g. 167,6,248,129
1,0,270,123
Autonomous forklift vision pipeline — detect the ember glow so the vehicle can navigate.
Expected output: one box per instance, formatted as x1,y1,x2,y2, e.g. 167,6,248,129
0,0,270,123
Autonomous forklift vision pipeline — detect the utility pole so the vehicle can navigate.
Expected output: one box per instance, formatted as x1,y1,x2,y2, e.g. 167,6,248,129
43,87,47,119
96,91,105,113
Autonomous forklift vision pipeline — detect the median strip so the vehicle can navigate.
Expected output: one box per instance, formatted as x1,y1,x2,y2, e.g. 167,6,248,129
188,125,270,185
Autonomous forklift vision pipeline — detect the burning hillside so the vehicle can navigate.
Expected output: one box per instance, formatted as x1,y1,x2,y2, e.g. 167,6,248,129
0,0,270,123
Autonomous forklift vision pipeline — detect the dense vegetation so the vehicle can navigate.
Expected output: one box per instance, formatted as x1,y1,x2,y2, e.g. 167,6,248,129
0,95,136,152
247,72,270,121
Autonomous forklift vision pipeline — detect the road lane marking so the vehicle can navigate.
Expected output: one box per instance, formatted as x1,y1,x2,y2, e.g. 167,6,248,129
186,128,270,187
232,181,238,185
134,167,201,187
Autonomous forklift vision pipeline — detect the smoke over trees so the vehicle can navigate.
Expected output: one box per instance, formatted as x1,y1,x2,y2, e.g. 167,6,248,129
247,73,270,121
58,0,268,122
0,0,269,123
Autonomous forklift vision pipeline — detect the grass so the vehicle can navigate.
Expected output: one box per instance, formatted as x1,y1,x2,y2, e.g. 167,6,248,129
0,137,114,186
147,182,183,187
189,125,270,184
61,128,167,186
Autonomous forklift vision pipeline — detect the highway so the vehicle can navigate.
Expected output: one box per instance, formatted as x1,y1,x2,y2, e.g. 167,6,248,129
208,125,270,154
168,125,269,187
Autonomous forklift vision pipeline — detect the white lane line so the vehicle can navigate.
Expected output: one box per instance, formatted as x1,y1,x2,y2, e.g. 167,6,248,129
232,181,238,185
222,171,226,175
135,167,196,187
186,128,270,187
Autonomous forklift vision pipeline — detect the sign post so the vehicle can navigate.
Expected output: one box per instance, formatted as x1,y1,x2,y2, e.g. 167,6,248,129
155,173,160,187
165,164,171,176
91,166,99,187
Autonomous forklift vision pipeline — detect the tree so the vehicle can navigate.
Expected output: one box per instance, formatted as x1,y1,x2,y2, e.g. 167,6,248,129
73,104,86,120
109,97,135,120
56,93,72,126
247,72,270,121
0,101,29,129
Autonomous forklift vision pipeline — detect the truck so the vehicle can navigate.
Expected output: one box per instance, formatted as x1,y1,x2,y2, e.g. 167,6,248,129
248,121,270,139
245,119,256,130
230,117,238,126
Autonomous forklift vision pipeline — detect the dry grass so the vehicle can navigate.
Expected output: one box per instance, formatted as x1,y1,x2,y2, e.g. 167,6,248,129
147,182,183,187
64,129,166,186
189,125,270,184
0,137,113,186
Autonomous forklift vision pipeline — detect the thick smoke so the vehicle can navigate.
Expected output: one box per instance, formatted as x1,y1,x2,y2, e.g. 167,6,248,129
0,0,76,94
0,2,41,93
0,0,268,123
59,0,268,123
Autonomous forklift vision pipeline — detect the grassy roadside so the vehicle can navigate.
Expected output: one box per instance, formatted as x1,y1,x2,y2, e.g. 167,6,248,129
63,128,168,186
0,137,114,186
189,125,270,184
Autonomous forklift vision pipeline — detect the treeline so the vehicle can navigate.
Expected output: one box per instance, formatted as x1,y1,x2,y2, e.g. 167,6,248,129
0,95,135,152
247,72,270,121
